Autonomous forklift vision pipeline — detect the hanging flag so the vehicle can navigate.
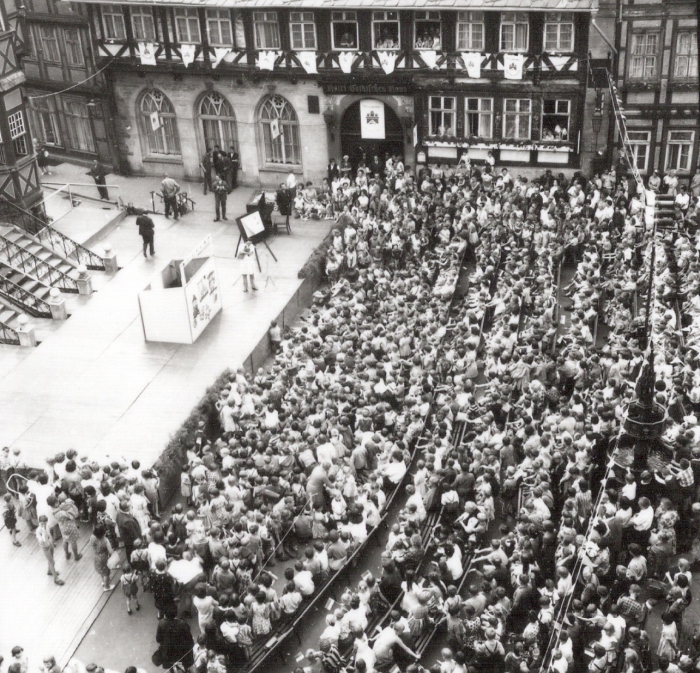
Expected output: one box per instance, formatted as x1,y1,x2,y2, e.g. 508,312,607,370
180,43,196,67
420,50,437,69
462,52,481,78
138,42,156,66
360,100,385,140
257,50,278,70
149,111,161,131
270,118,282,140
503,53,524,80
297,51,317,74
378,51,397,75
338,51,355,74
212,47,230,69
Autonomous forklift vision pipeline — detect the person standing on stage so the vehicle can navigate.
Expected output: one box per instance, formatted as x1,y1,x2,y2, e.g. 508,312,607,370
238,240,258,293
228,146,239,191
213,174,228,222
161,175,180,220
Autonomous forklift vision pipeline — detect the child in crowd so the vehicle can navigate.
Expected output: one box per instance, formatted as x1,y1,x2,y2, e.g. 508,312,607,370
120,561,141,614
3,493,21,546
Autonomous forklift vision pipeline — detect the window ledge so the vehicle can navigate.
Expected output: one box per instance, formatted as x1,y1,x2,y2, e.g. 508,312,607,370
143,156,184,165
260,164,303,174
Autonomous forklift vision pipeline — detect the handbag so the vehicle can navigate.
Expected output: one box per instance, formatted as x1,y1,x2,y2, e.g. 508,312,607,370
107,550,121,570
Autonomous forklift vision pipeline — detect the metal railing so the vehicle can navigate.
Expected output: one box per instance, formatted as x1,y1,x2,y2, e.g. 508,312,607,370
0,320,20,345
150,190,196,215
0,197,106,270
0,234,79,293
0,274,52,318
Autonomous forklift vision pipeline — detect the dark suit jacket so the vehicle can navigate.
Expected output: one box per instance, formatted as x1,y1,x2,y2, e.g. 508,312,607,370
115,510,141,545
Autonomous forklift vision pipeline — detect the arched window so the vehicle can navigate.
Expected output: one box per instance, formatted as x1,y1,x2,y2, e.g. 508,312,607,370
259,94,301,166
139,89,181,157
199,92,238,153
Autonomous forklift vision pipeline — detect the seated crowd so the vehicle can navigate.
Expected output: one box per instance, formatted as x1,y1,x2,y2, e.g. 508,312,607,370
4,156,700,673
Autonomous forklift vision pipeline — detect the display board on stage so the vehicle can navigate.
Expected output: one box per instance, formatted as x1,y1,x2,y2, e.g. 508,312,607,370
236,210,266,242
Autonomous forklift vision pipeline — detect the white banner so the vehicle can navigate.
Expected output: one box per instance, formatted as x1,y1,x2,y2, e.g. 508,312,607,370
462,52,481,78
378,51,397,75
212,47,230,69
270,118,282,140
420,50,437,69
504,53,524,80
297,51,317,74
257,50,278,71
180,43,196,67
138,42,156,66
338,51,355,74
149,111,161,131
360,100,385,140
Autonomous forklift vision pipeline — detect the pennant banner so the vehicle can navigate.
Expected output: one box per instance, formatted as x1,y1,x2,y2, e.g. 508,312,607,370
257,50,279,71
297,51,317,74
180,43,196,67
270,118,282,140
462,52,481,78
378,51,397,75
338,51,355,74
149,111,161,131
420,50,437,69
212,47,230,69
138,42,156,66
503,53,524,80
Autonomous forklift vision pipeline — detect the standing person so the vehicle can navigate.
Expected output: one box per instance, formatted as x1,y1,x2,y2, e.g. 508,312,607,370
36,515,64,585
37,143,51,176
238,240,258,293
154,606,195,671
200,148,212,196
151,559,177,619
161,175,180,220
48,493,82,561
212,144,226,177
136,214,155,259
276,182,291,230
227,146,239,191
88,160,109,200
115,500,141,559
3,493,21,546
213,174,228,222
328,158,340,184
90,524,115,592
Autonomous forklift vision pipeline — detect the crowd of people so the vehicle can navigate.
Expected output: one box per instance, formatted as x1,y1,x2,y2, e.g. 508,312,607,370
4,154,700,673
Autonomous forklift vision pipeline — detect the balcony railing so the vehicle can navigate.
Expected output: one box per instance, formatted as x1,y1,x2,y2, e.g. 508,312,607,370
0,320,20,345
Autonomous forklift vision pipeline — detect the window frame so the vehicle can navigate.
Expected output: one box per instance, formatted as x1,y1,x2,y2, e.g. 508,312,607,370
673,31,698,80
414,11,442,50
139,89,181,158
253,11,281,50
503,98,532,140
456,11,484,51
331,11,358,51
63,28,85,66
130,6,157,42
666,130,695,172
39,25,61,64
543,12,574,52
259,94,302,167
31,97,62,147
500,12,529,53
465,97,493,139
289,11,316,50
627,130,651,173
629,30,660,80
372,11,400,51
541,99,571,141
174,8,202,45
428,95,456,136
206,9,232,47
101,4,126,41
64,98,96,154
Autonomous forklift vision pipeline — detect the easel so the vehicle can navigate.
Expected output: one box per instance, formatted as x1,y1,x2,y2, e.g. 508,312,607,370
234,232,277,265
235,211,277,273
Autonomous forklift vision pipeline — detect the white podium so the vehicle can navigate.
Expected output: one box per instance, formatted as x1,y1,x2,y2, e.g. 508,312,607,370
138,244,222,344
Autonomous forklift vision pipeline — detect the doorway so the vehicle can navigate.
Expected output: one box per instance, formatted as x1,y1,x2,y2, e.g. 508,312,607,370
340,100,405,170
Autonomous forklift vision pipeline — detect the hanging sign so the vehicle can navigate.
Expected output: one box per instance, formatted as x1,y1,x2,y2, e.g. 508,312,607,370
504,53,524,80
150,111,161,131
360,99,385,140
270,118,282,140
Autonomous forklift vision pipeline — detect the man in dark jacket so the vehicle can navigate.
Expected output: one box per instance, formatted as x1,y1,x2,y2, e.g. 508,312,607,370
136,213,155,258
155,605,194,669
227,146,239,191
200,148,212,196
116,501,141,558
88,160,109,200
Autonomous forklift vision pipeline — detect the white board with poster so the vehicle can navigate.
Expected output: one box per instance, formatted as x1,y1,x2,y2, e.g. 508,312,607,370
237,210,266,240
185,257,222,342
